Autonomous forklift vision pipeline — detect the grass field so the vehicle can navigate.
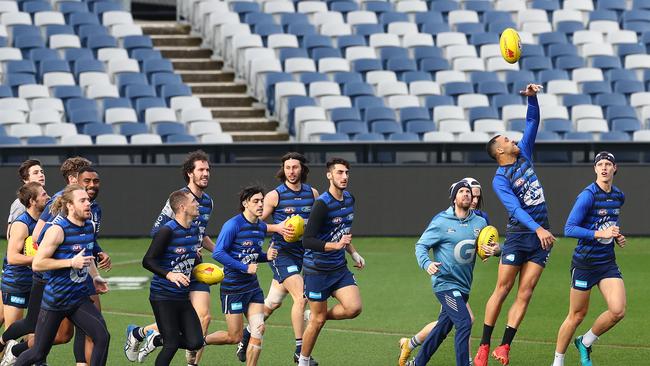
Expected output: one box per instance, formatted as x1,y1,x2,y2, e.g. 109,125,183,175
1,237,649,365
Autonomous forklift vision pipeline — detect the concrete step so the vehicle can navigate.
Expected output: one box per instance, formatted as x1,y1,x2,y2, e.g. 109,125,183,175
151,35,202,47
189,82,247,94
218,118,278,132
230,131,289,141
211,107,266,118
180,70,234,83
197,94,256,107
159,47,213,59
139,22,191,35
171,59,223,70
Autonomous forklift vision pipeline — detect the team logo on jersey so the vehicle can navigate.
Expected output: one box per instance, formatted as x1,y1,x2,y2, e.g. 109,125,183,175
175,247,186,254
347,213,354,221
202,214,210,221
72,244,82,251
525,168,534,177
598,209,608,216
523,180,545,206
69,267,88,283
284,207,296,214
454,239,477,264
257,240,264,246
332,217,343,224
301,206,311,212
596,220,617,244
473,229,481,237
294,197,303,201
447,228,456,233
242,240,254,246
515,178,524,187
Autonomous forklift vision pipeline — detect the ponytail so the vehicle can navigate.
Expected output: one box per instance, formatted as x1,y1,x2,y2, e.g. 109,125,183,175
50,184,85,217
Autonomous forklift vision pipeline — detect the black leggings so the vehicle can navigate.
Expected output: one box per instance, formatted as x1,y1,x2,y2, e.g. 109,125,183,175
150,299,203,366
73,296,99,363
1,278,45,342
15,299,110,366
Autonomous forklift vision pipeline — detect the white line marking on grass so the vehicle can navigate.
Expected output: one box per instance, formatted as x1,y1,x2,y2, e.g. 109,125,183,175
102,310,650,351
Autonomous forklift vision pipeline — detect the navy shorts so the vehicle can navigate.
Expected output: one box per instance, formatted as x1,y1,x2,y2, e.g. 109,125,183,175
269,254,303,283
2,291,30,309
304,269,357,302
571,264,622,291
189,278,211,293
220,288,264,314
501,233,551,268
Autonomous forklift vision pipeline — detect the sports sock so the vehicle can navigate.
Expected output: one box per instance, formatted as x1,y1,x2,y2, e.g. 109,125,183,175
480,324,494,346
12,341,29,357
408,335,422,350
132,327,145,342
298,354,310,366
552,352,564,366
582,329,598,347
153,335,163,347
501,325,517,346
295,338,302,354
242,325,251,344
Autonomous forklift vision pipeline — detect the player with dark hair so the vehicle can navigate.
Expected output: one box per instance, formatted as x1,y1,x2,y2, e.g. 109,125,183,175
142,190,204,366
126,150,215,365
404,180,489,366
475,84,556,366
7,160,45,228
551,152,626,366
14,185,110,366
297,158,365,366
2,183,49,330
204,185,278,366
234,152,319,364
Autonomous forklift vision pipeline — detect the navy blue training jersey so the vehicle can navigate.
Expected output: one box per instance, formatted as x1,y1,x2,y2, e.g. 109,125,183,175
151,187,213,246
41,217,96,311
149,220,201,300
38,189,62,224
474,209,490,225
213,214,268,295
565,183,625,269
271,183,315,257
2,212,37,294
90,200,103,254
303,191,355,274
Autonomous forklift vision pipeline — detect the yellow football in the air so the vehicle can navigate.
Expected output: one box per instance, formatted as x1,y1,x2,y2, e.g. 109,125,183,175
23,236,38,257
500,28,522,64
283,215,305,243
476,226,499,260
192,263,224,285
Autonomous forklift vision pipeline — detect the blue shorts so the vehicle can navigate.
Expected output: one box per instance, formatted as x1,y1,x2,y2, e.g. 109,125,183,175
220,288,264,314
2,291,30,309
304,269,357,302
571,264,622,291
189,278,211,293
269,254,303,283
501,233,551,268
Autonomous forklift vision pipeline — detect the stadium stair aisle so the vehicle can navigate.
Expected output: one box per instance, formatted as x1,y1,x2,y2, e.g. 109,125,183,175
140,21,287,141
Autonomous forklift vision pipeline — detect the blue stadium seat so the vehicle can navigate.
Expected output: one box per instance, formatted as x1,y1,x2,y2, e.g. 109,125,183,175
465,0,492,13
508,119,526,132
5,74,36,91
538,32,568,50
614,80,645,94
352,59,383,73
477,81,508,96
539,69,569,84
594,93,627,107
563,94,592,107
581,81,612,95
343,82,375,100
365,107,396,123
304,35,334,53
319,133,350,141
543,119,573,134
126,84,156,100
166,134,198,143
312,47,342,61
13,35,45,53
607,69,638,82
536,131,561,140
135,97,166,120
456,23,484,36
280,13,308,30
287,23,316,39
331,1,359,13
59,1,89,17
0,136,22,145
353,132,384,141
78,25,108,45
487,21,516,34
421,22,451,36
93,2,121,16
555,55,585,70
63,48,94,63
52,85,83,101
548,43,577,59
298,72,328,86
531,0,560,12
354,24,384,38
598,0,627,13
483,11,512,24
386,58,417,76
601,131,632,141
607,105,638,121
45,25,75,39
505,70,535,92
142,59,174,79
132,49,163,62
470,32,499,46
26,136,56,145
365,1,392,14
160,84,192,103
117,73,148,94
493,94,523,109
556,21,584,34
400,107,430,123
521,57,552,72
155,122,186,137
119,123,148,137
151,73,183,93
469,106,499,126
6,60,36,75
74,59,105,76
592,55,622,71
425,95,454,109
611,118,642,132
104,97,133,110
278,48,308,62
66,98,98,114
411,47,442,64
381,12,409,25
380,47,409,63
332,72,363,86
371,120,402,135
22,1,53,13
405,120,436,134
337,35,366,50
11,25,40,38
265,72,293,111
0,86,13,98
443,82,474,97
40,60,71,78
69,108,101,125
617,43,646,58
389,132,419,141
414,12,444,26
430,0,460,13
231,1,261,17
86,34,117,51
29,48,60,63
419,57,450,73
337,121,368,136
522,44,545,58
244,13,275,26
401,71,432,83
255,24,284,43
330,107,362,124
287,96,316,135
83,123,114,137
123,35,153,53
590,9,618,22
470,71,498,85
355,96,385,111
69,13,100,30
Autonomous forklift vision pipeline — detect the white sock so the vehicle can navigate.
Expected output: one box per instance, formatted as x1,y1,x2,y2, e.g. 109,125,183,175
552,352,564,366
298,354,310,366
582,329,598,347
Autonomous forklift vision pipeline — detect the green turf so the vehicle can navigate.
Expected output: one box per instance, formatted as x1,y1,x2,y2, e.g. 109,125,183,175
1,237,648,365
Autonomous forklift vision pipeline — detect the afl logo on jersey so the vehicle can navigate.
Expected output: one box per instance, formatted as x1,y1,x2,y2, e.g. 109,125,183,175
347,213,354,220
598,209,607,216
175,247,186,254
72,244,82,251
332,217,343,224
242,240,254,246
515,178,525,187
284,207,296,214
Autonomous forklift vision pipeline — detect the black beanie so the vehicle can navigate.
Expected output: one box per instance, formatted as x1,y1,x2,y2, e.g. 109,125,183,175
449,181,472,205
